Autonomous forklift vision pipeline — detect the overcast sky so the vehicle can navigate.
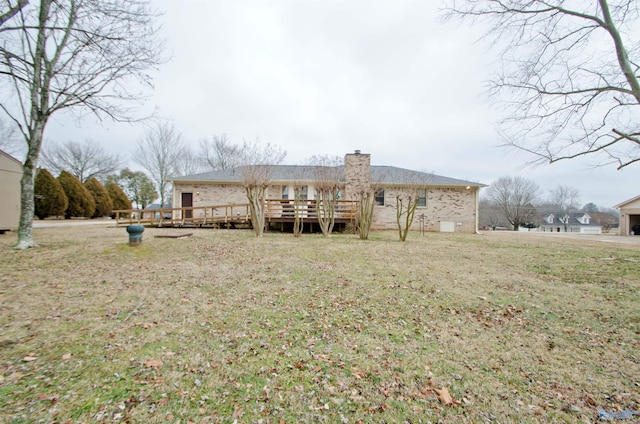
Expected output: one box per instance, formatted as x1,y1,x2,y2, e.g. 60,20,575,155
44,0,640,209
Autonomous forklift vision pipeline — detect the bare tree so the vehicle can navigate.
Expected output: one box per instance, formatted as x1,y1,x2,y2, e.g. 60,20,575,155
479,197,509,230
292,179,305,237
0,0,27,27
395,189,420,242
134,123,184,207
444,1,640,169
387,170,427,242
356,185,379,240
549,185,581,211
0,0,163,249
486,176,540,230
286,166,308,238
175,147,204,177
199,133,241,171
239,138,286,237
547,185,581,231
0,117,23,159
308,155,342,237
40,139,122,182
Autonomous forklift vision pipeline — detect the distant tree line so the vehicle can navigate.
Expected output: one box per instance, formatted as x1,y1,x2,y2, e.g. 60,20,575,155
479,176,619,231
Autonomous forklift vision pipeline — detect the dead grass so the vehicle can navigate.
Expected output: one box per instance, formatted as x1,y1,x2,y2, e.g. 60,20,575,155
0,226,639,423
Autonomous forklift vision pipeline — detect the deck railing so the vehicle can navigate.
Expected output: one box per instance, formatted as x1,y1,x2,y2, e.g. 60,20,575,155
264,199,358,221
113,199,358,227
113,203,250,227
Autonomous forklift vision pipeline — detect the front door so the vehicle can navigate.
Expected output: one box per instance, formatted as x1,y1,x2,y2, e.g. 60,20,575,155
182,192,193,219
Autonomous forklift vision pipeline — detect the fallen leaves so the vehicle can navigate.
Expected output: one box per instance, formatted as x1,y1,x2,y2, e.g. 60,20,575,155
435,387,461,407
144,359,163,369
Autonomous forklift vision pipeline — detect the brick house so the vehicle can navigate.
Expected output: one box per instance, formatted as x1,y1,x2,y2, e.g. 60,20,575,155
169,152,484,233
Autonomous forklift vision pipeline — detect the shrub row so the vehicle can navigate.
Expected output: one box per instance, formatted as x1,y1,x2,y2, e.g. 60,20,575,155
34,169,131,219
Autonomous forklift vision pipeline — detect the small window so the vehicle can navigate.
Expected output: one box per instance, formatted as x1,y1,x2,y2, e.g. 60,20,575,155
282,185,289,200
417,188,427,207
300,185,308,200
375,188,384,206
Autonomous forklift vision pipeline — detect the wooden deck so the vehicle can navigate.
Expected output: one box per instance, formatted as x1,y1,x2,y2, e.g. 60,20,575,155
114,199,358,229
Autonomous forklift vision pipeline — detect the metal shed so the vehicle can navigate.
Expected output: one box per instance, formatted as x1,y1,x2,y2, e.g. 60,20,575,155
0,150,22,233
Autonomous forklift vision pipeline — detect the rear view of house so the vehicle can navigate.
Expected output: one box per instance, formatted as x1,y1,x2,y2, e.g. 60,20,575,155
0,150,22,233
169,151,485,233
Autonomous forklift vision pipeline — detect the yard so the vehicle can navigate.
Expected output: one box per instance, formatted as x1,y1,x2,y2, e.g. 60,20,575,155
0,226,638,423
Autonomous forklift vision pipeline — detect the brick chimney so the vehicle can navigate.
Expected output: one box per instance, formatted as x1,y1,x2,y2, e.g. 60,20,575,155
344,150,371,200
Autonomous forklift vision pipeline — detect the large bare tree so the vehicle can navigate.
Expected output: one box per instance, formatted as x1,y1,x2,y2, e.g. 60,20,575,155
40,139,122,182
0,0,163,248
134,123,184,207
198,133,242,171
445,1,640,169
548,185,581,211
239,139,286,237
547,185,581,231
486,176,540,230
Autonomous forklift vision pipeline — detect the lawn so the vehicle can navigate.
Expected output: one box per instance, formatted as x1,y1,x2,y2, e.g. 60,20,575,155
0,226,638,423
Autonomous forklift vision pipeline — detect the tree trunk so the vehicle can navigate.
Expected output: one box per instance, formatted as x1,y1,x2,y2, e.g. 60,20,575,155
316,189,337,237
246,186,266,237
396,195,418,242
357,191,375,240
293,186,303,237
15,124,45,249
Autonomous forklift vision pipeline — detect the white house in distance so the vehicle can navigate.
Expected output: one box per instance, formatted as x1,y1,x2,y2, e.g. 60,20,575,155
169,151,485,233
0,150,22,233
537,212,602,234
614,195,640,235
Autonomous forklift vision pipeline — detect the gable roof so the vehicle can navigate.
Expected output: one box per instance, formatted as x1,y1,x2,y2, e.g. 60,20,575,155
170,165,484,188
0,150,23,173
614,194,640,209
540,212,601,227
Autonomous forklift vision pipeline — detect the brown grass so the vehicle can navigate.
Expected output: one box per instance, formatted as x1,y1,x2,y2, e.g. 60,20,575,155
0,226,639,423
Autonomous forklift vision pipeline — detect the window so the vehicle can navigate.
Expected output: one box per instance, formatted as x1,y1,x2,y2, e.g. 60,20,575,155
375,189,385,206
300,185,308,200
417,188,427,207
282,185,289,200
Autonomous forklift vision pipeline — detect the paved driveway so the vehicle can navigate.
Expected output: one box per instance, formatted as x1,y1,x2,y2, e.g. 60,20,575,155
33,219,117,228
483,230,640,248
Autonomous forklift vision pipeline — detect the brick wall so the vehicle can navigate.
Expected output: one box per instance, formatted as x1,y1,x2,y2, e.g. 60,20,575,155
372,187,477,233
344,152,371,201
